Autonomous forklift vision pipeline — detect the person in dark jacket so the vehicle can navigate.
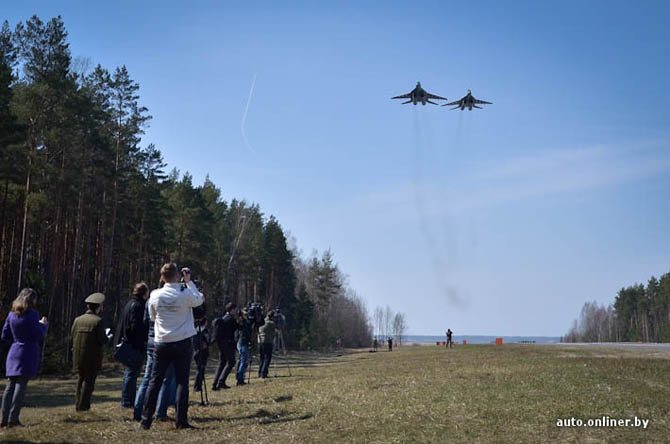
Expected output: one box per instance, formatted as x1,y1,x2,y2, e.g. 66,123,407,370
212,303,239,390
71,293,111,411
257,311,276,379
1,288,48,427
236,309,254,385
133,302,176,422
116,282,149,408
192,318,211,392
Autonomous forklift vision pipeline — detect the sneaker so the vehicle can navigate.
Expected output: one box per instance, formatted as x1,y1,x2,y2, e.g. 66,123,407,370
139,421,151,430
176,423,196,430
221,383,231,389
8,421,23,428
236,381,246,386
211,385,220,391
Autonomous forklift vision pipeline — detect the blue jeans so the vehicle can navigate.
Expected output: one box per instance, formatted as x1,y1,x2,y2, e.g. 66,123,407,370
134,350,175,421
1,376,28,425
122,361,143,408
236,343,249,383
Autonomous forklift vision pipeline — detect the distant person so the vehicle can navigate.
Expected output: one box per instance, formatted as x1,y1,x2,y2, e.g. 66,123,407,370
387,337,393,351
258,311,277,379
71,293,112,411
192,317,211,392
212,303,239,390
140,263,204,430
236,308,253,386
1,288,48,428
116,282,149,409
372,337,378,352
133,299,176,422
446,329,453,349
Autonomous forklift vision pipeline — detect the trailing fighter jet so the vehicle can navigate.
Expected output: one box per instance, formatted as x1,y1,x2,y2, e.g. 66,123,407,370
442,90,492,110
391,82,447,105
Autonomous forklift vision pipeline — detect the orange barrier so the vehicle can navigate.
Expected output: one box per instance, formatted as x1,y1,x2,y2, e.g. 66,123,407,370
495,337,503,346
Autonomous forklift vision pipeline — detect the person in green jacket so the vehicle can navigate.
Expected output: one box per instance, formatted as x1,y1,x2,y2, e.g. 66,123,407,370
71,293,111,411
257,312,276,379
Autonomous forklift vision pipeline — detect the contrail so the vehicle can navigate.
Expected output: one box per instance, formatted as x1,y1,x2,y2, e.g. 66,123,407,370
412,109,468,308
241,73,258,156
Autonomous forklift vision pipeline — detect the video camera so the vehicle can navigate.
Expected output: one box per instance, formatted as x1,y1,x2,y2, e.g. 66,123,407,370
245,301,265,327
179,267,206,321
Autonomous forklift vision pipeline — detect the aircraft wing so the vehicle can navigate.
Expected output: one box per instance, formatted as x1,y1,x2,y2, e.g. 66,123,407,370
474,99,493,104
392,93,411,99
426,93,448,101
441,100,462,107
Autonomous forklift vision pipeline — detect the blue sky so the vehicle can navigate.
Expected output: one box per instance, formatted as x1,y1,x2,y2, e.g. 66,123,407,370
4,1,670,335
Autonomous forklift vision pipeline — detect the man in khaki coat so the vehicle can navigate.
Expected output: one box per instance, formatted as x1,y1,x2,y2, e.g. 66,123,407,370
71,293,110,411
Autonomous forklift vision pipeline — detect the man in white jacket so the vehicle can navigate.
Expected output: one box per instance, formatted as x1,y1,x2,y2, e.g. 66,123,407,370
140,263,204,430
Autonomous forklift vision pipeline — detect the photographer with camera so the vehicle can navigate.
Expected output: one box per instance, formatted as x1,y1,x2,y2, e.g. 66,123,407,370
211,302,239,390
257,310,277,379
235,308,254,386
139,263,203,431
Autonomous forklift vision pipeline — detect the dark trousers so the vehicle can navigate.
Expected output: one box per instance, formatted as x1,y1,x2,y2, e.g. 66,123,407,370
213,341,236,388
76,368,98,411
193,350,208,391
259,343,273,378
141,338,192,429
121,361,142,408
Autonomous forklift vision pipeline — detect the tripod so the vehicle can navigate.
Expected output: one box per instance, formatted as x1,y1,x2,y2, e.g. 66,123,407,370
272,328,292,377
196,324,209,406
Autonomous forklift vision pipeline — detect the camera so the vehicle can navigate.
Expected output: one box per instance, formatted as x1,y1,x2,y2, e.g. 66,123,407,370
179,268,206,320
245,301,264,326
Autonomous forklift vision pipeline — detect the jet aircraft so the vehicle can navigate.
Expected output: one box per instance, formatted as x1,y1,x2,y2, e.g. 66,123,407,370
442,90,492,110
391,82,447,105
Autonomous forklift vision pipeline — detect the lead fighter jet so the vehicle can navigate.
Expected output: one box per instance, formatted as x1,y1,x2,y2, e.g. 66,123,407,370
442,90,492,110
391,82,447,105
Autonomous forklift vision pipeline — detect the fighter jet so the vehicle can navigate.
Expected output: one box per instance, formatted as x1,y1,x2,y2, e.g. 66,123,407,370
442,90,492,110
391,82,447,105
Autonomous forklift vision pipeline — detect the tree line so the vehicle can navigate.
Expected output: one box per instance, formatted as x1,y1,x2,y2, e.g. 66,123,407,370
0,15,371,372
563,271,670,343
372,305,407,345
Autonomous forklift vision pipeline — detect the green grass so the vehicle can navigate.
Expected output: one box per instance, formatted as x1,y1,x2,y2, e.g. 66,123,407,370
1,344,669,443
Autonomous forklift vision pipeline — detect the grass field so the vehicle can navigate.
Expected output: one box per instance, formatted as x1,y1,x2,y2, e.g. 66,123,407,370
0,344,668,443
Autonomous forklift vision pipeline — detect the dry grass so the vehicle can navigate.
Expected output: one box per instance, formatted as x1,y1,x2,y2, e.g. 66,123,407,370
1,344,669,443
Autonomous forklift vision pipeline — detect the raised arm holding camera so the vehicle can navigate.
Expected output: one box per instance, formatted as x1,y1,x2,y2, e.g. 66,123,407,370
139,263,203,431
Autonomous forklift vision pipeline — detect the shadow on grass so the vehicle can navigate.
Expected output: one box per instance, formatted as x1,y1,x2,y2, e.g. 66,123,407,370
20,381,122,408
195,408,313,425
0,441,70,444
63,416,113,424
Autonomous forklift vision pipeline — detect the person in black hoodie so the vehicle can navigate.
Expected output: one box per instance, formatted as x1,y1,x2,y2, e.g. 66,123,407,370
211,303,239,390
115,283,149,408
